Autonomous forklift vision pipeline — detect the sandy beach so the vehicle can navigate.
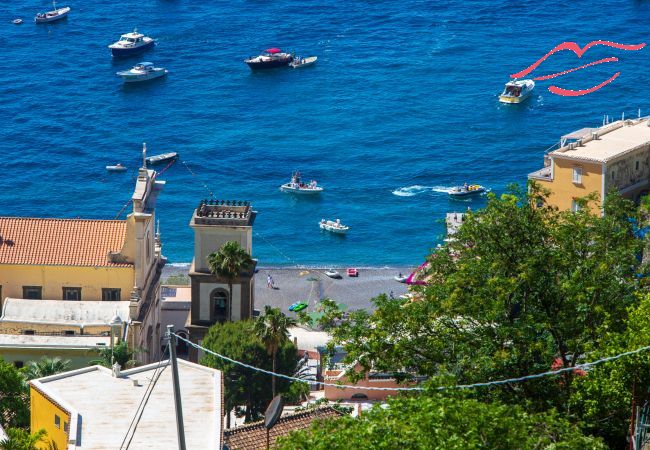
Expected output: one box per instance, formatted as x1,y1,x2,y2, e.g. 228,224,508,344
162,265,411,314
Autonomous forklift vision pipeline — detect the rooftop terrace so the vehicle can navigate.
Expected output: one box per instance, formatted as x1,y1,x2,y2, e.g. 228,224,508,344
191,199,256,227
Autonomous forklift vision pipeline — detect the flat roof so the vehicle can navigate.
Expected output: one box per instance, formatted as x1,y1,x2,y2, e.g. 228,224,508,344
1,298,130,327
31,360,222,449
550,119,650,163
0,334,110,349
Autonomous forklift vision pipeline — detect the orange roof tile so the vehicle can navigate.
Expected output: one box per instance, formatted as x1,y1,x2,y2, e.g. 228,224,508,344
0,217,131,267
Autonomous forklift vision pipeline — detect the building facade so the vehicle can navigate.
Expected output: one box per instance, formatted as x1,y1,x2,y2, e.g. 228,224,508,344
0,162,166,365
529,118,650,212
186,199,257,362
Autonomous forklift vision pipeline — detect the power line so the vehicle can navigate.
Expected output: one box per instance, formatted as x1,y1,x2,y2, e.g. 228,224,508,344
173,332,650,392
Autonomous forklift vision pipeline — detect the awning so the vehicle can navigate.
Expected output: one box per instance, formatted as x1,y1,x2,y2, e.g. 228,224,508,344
265,48,281,54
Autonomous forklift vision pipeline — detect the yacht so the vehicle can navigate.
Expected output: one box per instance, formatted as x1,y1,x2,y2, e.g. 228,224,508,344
280,171,323,194
117,62,167,82
245,48,293,70
109,29,155,57
34,1,70,23
499,79,535,104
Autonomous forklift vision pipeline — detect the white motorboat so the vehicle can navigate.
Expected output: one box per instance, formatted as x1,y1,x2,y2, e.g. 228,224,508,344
117,62,168,83
394,273,408,283
34,1,70,23
146,152,178,165
280,171,323,194
320,219,349,234
13,19,23,25
109,29,155,58
325,269,341,279
106,163,127,172
499,79,535,104
290,56,318,68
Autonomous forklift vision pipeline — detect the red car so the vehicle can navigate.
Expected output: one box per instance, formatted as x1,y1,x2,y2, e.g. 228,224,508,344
347,268,359,277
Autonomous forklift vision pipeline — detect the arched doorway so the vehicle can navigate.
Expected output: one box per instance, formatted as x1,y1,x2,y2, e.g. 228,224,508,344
210,289,230,323
177,330,189,357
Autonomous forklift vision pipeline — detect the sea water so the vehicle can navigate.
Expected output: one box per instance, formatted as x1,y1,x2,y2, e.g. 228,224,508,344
1,0,649,265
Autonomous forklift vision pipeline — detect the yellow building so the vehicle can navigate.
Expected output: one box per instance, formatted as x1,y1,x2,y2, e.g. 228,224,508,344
0,159,166,366
529,118,650,212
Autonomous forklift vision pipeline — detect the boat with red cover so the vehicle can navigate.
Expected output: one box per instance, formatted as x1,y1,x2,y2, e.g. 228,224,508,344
245,48,293,70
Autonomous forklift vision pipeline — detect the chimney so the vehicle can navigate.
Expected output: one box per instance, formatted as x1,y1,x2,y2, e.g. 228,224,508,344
591,131,599,140
112,363,121,378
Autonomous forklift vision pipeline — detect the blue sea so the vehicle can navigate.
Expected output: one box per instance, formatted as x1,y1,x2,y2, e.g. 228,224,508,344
2,0,650,266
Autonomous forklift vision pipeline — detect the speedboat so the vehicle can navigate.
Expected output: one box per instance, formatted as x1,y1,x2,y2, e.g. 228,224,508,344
13,19,23,25
280,171,323,194
34,1,70,23
117,62,167,83
245,48,293,70
499,79,535,104
106,163,127,172
394,273,408,283
325,269,341,279
108,29,155,58
146,152,178,165
448,184,486,198
320,219,349,234
290,56,318,68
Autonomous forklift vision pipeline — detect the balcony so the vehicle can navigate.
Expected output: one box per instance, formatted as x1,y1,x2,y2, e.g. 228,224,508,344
528,166,552,181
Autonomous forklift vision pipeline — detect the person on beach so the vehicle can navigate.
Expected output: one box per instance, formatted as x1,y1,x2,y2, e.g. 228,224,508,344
269,275,275,289
267,274,272,288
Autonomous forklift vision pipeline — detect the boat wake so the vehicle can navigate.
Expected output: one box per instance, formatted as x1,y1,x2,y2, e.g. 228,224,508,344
393,185,458,196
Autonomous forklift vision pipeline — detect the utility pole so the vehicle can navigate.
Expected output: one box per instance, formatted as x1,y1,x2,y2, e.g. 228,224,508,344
168,325,186,450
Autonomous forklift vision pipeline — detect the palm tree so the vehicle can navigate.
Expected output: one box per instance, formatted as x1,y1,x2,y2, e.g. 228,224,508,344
252,305,296,397
0,428,52,450
207,241,254,322
23,357,71,380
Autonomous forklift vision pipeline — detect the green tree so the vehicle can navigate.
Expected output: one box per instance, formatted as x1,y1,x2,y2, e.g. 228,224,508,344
207,241,254,322
0,358,28,429
200,320,297,425
22,357,71,380
322,183,642,411
277,393,605,450
0,428,53,450
253,305,296,397
91,341,136,369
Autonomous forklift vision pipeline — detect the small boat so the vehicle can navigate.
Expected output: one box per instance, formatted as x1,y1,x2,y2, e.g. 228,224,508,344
320,219,349,234
448,184,486,198
394,273,408,283
106,163,127,172
108,29,155,58
347,268,359,277
498,79,535,104
280,171,323,194
245,48,293,70
325,269,341,279
289,301,308,312
146,152,178,165
34,1,70,23
290,56,317,68
12,19,23,25
117,62,168,83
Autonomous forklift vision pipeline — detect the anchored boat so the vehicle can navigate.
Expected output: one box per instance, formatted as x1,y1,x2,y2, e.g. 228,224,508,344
106,163,127,172
146,152,178,165
290,56,317,68
109,29,155,58
320,219,349,234
245,48,293,70
117,62,167,83
499,79,535,104
34,1,70,23
280,171,323,194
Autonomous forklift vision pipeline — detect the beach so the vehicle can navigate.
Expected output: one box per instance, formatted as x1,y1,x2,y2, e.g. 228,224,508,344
162,264,410,313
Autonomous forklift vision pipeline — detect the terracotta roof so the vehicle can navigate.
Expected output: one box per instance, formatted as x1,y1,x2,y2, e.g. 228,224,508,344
224,406,343,449
0,217,131,267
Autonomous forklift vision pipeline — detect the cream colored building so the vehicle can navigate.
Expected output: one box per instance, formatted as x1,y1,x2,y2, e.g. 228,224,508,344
0,163,166,365
529,118,650,212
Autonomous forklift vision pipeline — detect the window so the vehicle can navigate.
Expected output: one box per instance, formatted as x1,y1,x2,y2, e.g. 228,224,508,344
571,199,581,212
54,415,61,429
211,289,229,323
636,160,640,171
22,286,42,300
63,330,75,336
351,393,368,399
102,288,121,302
14,361,24,369
23,330,35,335
572,167,582,184
611,170,616,180
64,422,69,433
63,287,81,301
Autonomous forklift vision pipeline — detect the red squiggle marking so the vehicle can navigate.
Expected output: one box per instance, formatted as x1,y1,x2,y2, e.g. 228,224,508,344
511,41,645,79
548,72,620,97
533,57,618,81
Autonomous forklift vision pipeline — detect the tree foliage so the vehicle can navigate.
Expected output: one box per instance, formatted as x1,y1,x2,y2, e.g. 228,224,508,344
0,359,28,429
91,341,136,369
207,241,254,322
0,428,52,450
200,320,297,423
277,393,605,449
22,357,71,381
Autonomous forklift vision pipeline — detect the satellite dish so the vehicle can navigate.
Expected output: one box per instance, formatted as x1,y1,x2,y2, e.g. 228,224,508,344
264,395,285,430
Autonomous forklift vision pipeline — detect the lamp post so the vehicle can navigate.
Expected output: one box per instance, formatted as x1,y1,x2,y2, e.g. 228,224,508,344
109,314,123,366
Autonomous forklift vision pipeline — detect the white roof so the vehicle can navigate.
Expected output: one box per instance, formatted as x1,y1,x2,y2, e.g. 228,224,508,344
0,334,110,349
31,360,223,449
551,119,650,163
0,298,130,327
